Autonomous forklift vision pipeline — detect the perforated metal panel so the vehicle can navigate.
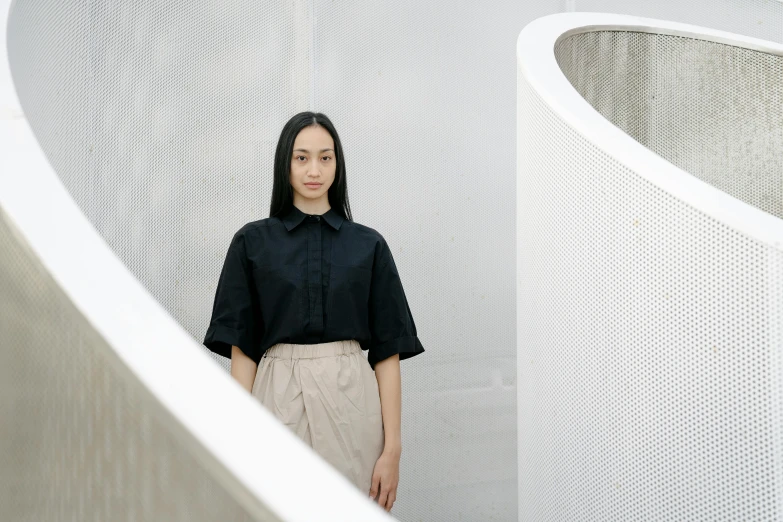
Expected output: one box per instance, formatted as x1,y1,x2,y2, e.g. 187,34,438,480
555,31,783,220
518,20,783,521
578,0,783,44
7,1,308,377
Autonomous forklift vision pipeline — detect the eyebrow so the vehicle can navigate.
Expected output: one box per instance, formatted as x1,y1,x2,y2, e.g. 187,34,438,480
293,148,334,153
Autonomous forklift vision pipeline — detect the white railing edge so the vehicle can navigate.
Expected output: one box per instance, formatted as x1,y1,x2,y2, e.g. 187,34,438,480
517,12,783,251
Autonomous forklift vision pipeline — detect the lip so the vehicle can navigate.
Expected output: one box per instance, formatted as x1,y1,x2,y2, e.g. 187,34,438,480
304,183,322,189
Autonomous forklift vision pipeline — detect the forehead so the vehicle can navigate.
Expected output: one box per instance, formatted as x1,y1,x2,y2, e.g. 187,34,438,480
293,125,334,150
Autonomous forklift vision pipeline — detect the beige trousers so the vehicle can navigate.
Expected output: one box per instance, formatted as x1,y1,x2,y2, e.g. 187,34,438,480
251,339,385,493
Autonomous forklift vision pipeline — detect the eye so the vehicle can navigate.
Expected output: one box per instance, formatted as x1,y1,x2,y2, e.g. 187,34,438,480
295,155,306,162
322,155,332,161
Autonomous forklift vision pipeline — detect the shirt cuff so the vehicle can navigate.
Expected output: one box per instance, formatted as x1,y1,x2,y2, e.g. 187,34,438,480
368,335,425,371
203,324,252,361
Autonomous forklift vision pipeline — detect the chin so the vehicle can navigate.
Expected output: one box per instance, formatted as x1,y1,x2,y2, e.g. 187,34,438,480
296,190,326,200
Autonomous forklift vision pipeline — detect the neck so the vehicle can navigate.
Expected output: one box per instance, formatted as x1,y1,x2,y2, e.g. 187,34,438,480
292,194,331,215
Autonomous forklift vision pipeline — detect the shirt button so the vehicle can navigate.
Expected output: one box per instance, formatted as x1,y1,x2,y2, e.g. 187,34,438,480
315,216,320,221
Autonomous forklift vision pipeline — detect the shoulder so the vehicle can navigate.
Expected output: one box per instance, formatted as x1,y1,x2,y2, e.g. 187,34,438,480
232,217,280,240
342,220,395,267
223,218,280,255
342,219,386,243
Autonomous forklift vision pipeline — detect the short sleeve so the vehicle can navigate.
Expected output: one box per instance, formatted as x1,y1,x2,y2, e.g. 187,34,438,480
203,229,262,363
367,238,425,370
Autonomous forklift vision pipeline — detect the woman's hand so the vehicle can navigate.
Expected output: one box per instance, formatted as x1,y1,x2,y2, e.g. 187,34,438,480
369,446,400,512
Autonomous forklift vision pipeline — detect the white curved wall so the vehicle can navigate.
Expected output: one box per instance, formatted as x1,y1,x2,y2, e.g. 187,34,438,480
556,30,783,219
518,13,783,520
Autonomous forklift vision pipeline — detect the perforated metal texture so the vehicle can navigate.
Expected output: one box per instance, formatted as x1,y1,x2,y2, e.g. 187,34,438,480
555,31,783,219
518,32,783,521
7,0,310,376
578,0,783,43
0,208,277,521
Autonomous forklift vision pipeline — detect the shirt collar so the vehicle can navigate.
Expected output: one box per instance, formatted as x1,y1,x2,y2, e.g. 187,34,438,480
282,205,345,232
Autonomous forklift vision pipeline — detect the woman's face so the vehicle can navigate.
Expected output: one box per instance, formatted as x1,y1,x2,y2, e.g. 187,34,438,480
290,124,336,207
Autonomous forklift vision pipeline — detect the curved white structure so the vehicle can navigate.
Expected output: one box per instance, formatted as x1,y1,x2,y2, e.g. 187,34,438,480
518,13,783,520
0,3,393,521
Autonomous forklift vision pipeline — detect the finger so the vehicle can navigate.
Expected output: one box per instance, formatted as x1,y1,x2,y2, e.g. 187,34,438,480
385,493,396,511
378,486,389,508
369,474,380,499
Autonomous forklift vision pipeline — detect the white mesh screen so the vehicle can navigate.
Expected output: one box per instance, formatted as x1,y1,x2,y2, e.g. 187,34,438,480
6,0,309,374
577,0,783,43
555,31,783,219
518,24,783,521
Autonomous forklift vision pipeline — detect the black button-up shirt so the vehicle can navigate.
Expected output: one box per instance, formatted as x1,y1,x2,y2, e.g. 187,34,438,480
203,205,424,370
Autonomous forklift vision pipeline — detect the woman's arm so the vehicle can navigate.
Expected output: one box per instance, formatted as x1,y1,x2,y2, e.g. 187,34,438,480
370,353,401,510
374,353,402,453
231,345,258,393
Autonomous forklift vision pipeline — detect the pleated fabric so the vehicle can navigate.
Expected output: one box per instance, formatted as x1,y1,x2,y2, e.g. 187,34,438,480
251,339,385,493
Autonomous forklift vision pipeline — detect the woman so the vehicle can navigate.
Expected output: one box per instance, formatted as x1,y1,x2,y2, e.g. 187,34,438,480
203,111,425,513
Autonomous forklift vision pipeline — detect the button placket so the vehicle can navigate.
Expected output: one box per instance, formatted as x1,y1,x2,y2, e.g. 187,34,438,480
306,217,324,334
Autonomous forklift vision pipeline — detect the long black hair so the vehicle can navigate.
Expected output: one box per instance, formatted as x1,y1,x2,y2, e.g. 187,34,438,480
269,112,352,221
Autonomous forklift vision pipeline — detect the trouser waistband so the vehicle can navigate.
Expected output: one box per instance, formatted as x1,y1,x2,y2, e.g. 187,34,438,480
263,339,361,359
